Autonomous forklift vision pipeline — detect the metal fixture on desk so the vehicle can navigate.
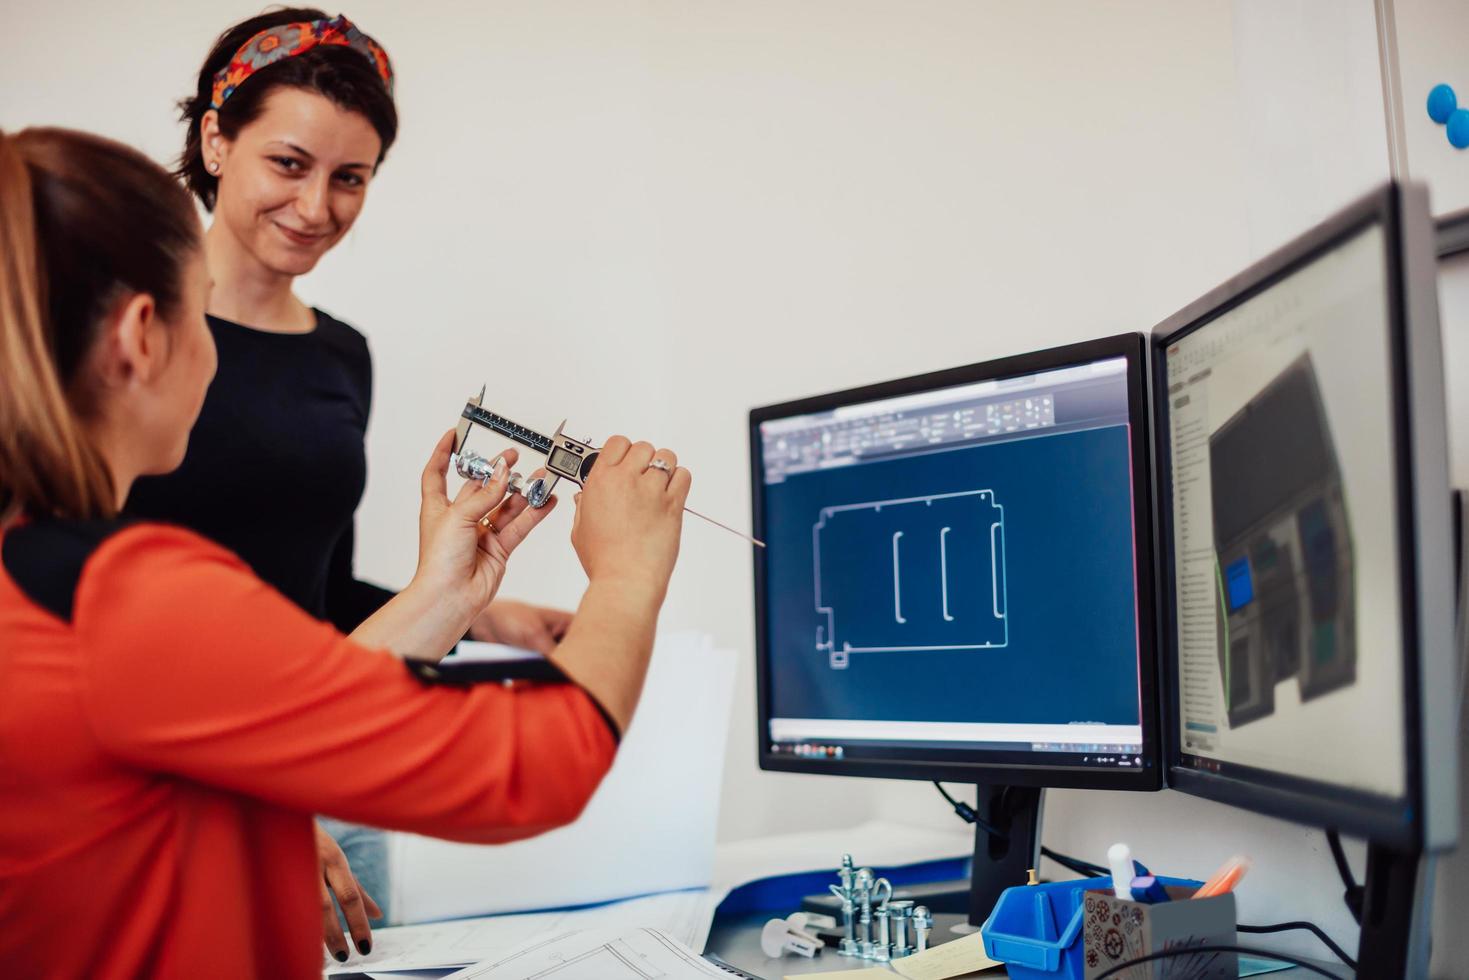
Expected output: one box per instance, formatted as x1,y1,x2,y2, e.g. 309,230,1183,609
872,905,891,962
854,867,874,957
830,854,859,957
888,900,915,958
913,905,933,953
829,853,927,963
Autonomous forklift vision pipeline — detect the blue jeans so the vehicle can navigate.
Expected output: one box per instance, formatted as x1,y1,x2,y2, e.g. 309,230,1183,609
320,817,391,927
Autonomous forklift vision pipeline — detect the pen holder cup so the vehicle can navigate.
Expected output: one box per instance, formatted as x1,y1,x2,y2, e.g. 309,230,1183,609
981,876,1229,980
1081,887,1236,980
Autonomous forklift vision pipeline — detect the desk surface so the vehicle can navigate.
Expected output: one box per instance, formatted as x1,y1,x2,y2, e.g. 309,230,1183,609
704,911,1352,980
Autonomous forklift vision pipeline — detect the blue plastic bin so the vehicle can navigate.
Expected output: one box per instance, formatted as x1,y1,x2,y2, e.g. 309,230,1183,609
979,876,1203,980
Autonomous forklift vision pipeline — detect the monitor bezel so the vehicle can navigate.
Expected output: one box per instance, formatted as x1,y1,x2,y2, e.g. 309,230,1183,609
1152,182,1457,849
748,333,1162,791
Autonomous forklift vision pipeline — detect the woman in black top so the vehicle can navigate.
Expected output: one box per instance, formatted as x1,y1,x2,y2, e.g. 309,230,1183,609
126,8,571,959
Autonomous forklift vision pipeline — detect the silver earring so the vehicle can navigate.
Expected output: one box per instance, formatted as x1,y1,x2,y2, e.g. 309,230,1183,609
208,161,220,175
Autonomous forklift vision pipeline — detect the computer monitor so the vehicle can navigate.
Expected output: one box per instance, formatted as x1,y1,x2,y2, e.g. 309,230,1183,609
749,333,1159,921
1153,182,1458,975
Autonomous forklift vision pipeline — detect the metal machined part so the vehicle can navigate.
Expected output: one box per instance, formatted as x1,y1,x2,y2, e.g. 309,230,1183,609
832,854,859,957
854,868,874,958
452,450,496,485
889,900,914,957
872,907,890,962
831,889,858,957
913,905,932,953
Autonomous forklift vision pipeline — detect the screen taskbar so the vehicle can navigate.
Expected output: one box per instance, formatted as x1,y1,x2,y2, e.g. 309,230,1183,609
768,718,1144,770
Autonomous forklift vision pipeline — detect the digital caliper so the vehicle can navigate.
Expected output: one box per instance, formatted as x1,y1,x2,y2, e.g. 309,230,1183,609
451,387,764,547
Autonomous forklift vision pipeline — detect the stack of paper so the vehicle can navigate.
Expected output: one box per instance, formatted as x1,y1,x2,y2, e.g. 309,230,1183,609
390,631,736,923
325,890,722,976
442,927,732,980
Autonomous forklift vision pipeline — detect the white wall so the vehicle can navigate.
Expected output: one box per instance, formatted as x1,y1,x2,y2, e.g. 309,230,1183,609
4,0,1460,967
1394,0,1469,215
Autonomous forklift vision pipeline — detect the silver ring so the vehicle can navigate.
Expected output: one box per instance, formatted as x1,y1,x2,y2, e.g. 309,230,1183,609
645,458,673,475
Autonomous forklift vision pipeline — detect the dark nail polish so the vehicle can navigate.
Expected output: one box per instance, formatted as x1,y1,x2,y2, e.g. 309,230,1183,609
334,950,348,962
358,939,371,955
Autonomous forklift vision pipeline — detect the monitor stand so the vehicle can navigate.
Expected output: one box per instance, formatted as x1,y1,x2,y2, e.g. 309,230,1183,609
964,785,1044,929
1354,487,1462,977
1355,842,1427,978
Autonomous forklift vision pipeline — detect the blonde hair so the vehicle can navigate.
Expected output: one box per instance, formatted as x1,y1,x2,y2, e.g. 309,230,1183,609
0,128,200,523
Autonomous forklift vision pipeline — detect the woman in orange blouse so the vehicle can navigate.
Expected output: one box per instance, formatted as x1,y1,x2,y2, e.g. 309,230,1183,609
0,125,689,979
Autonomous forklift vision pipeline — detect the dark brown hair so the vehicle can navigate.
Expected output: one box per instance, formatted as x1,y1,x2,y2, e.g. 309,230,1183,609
0,128,202,522
176,8,398,210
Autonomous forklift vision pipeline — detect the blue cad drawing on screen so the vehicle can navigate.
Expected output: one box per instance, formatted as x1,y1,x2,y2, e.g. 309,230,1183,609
813,489,1008,669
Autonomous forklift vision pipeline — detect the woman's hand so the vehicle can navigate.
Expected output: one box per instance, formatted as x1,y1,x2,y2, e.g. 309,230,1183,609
413,430,557,617
316,820,381,963
348,432,557,662
469,599,574,655
570,437,690,602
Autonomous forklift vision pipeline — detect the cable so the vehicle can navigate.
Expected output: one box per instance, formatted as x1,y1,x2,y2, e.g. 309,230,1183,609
931,781,1009,841
931,782,1104,878
1092,943,1344,979
929,786,1353,972
1238,921,1357,971
1324,828,1364,924
1041,847,1105,878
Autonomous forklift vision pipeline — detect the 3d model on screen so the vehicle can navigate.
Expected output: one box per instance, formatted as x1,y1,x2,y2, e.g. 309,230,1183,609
813,489,1008,669
1209,355,1356,728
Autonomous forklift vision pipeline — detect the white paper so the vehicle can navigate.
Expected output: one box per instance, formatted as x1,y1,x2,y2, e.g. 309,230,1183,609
450,641,549,665
391,632,735,924
327,889,722,975
889,933,1000,980
441,927,730,980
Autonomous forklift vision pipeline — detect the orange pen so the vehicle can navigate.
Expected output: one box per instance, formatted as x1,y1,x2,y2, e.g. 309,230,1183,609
1192,855,1251,899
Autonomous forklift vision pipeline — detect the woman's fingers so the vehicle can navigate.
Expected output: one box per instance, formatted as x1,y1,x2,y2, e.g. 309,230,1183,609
493,491,558,556
622,440,657,473
642,448,678,489
480,489,530,532
597,435,633,468
667,466,692,507
451,448,519,515
421,429,461,503
320,874,349,962
362,881,384,922
322,851,376,957
545,606,574,641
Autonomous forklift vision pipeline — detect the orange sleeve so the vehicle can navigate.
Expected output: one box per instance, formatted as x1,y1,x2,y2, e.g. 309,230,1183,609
73,524,616,844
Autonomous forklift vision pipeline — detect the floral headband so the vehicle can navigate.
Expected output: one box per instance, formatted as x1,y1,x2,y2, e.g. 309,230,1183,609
210,14,394,110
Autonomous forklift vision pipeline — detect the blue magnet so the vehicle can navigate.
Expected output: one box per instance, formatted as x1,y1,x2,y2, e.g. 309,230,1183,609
1226,558,1254,611
1448,108,1469,149
1427,83,1457,125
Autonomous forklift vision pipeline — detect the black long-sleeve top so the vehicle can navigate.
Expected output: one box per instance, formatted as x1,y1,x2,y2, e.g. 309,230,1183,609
127,309,394,632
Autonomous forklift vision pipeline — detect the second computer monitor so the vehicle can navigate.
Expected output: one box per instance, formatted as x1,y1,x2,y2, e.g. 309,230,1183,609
1154,182,1458,850
750,334,1160,789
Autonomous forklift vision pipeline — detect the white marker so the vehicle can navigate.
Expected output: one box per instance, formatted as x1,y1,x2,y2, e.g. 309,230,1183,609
1107,842,1134,899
